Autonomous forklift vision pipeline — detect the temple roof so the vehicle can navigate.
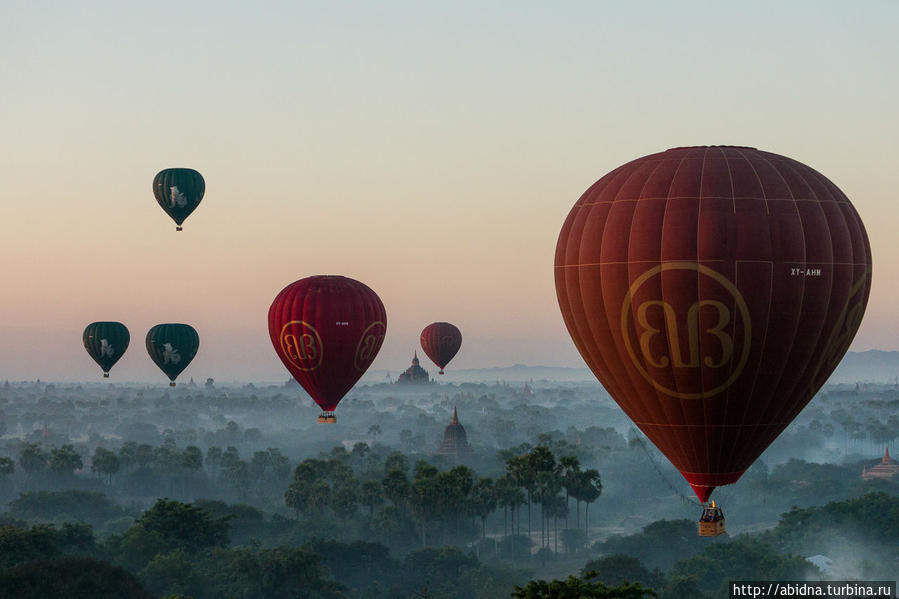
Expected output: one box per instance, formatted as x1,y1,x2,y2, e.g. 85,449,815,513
878,446,897,466
397,352,429,384
437,406,472,456
862,447,898,480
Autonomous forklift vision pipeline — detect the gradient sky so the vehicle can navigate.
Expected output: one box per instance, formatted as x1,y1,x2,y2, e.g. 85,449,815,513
2,1,897,382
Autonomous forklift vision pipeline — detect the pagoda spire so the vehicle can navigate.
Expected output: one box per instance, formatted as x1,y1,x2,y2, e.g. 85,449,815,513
451,406,459,425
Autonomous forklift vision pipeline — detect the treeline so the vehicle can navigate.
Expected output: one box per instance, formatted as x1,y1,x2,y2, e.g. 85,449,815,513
0,498,529,599
4,492,897,598
580,492,899,598
283,443,603,558
1,439,292,508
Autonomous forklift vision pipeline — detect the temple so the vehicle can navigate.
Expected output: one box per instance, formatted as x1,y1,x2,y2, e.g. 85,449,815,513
862,447,898,481
396,352,430,384
437,406,472,458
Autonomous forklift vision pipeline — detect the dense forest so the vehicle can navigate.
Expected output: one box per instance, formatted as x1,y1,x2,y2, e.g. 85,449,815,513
1,378,897,597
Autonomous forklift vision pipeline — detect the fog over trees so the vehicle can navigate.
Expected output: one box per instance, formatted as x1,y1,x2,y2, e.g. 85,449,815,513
1,376,897,597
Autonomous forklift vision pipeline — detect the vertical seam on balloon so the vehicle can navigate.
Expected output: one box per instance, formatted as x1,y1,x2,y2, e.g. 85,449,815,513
757,155,807,439
722,148,740,475
294,285,307,405
729,150,775,467
631,156,670,435
751,152,806,466
729,148,770,468
767,161,834,433
620,157,675,462
570,206,624,404
654,149,696,473
697,147,711,476
734,147,770,216
787,167,850,427
571,182,621,421
576,202,622,408
711,146,737,477
586,171,641,432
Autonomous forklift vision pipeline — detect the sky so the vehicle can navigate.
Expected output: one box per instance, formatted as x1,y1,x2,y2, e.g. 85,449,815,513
1,1,898,382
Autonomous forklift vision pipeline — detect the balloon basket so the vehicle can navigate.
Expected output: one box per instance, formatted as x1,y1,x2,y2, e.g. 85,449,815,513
439,370,445,375
169,382,176,387
103,372,109,378
176,226,183,231
698,502,726,537
318,412,337,424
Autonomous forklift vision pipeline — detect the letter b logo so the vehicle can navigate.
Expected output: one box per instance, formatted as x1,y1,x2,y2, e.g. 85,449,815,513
279,321,323,371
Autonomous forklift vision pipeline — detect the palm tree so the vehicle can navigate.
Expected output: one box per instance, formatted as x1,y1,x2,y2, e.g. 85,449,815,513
557,455,581,530
507,446,556,543
578,469,602,538
532,470,562,549
332,485,358,532
382,469,411,511
505,454,530,537
544,494,568,554
494,475,521,537
470,477,497,541
411,474,440,546
360,479,383,523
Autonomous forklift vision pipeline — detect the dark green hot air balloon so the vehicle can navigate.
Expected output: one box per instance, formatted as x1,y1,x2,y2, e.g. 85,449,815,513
153,168,205,231
146,323,199,386
83,321,130,378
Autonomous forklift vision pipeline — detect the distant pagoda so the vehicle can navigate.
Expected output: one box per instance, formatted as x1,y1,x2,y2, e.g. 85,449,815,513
396,352,430,384
437,406,472,458
862,447,899,481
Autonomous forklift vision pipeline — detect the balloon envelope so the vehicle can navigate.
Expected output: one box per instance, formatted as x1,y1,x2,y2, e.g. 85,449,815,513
268,275,387,413
420,322,462,374
83,321,130,377
153,168,205,229
554,146,871,502
145,324,199,385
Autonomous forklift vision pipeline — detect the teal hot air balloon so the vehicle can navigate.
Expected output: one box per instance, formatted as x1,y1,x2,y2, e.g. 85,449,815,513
146,324,199,386
83,321,130,378
153,168,205,231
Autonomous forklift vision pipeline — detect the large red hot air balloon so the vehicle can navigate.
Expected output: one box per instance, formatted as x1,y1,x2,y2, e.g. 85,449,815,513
555,146,871,504
268,275,387,423
420,322,462,374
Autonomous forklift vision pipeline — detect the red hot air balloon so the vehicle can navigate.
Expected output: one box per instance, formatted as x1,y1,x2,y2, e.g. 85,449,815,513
554,146,871,505
268,275,387,423
420,322,462,374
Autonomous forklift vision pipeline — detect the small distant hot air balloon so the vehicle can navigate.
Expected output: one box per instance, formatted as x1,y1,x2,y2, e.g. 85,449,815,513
153,168,205,231
554,146,871,517
420,322,462,374
268,275,387,423
146,324,199,386
83,321,130,378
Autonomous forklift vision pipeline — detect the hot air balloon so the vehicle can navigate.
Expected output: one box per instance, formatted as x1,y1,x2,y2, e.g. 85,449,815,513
146,324,199,386
555,146,871,518
153,168,205,231
83,321,130,378
268,275,387,423
420,322,462,374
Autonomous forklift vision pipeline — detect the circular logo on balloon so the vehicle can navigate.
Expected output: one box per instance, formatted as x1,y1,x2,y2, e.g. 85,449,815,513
620,262,752,400
354,321,386,372
279,320,324,372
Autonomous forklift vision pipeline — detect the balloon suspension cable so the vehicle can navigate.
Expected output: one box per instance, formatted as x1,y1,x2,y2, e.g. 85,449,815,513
630,428,703,507
103,372,109,378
